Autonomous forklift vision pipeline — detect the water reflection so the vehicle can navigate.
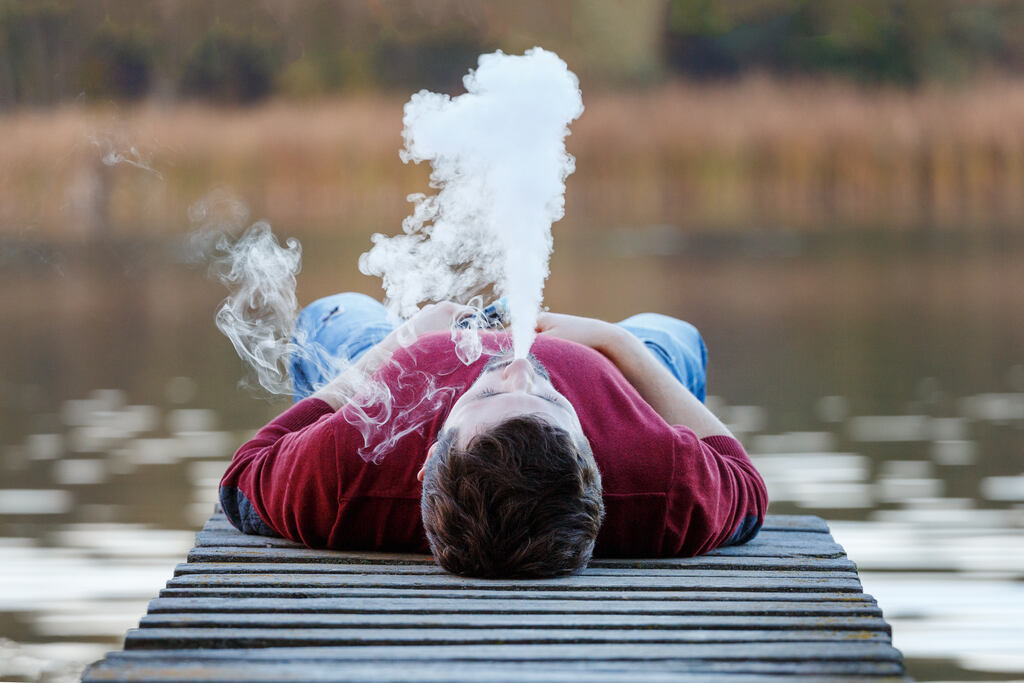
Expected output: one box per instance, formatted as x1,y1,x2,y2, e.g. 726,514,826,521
983,474,1024,501
850,573,1024,676
0,491,73,515
0,640,105,683
1,537,192,682
1,233,1023,681
748,452,873,509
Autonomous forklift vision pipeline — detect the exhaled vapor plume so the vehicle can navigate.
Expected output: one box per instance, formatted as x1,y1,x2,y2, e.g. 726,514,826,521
206,48,582,462
359,47,584,358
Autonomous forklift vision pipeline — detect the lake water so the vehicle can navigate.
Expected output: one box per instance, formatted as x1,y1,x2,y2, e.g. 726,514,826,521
1,229,1023,681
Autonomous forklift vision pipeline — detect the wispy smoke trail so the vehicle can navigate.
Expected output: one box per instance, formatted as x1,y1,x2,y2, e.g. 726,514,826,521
186,190,251,262
344,370,459,464
359,47,583,358
188,191,319,398
209,221,305,397
88,134,163,178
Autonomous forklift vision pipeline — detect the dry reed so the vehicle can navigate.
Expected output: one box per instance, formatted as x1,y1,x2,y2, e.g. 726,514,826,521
3,77,1024,242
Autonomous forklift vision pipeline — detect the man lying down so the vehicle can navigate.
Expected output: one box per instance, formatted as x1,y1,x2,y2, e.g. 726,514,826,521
220,292,768,578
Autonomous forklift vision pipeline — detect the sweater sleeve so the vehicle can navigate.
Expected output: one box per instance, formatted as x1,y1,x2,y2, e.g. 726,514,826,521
219,398,340,546
663,430,768,556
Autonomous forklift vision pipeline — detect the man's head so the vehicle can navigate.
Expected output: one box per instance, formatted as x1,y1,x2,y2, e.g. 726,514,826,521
419,353,604,578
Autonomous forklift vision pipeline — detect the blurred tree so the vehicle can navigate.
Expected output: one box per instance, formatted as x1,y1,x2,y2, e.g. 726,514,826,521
787,2,918,83
570,0,664,85
277,49,374,98
79,21,155,101
372,28,493,92
363,0,494,92
180,24,282,104
0,0,77,106
663,0,1021,85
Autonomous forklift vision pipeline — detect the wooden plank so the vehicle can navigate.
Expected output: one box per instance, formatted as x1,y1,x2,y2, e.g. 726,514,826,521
139,612,892,632
704,543,843,558
165,572,863,593
760,515,830,533
123,626,891,649
94,641,906,662
200,512,831,535
174,555,859,573
157,585,881,601
171,562,858,580
184,548,856,569
146,596,883,617
187,546,430,565
593,556,856,570
84,657,908,682
174,557,856,573
193,529,836,550
187,536,845,563
156,586,877,602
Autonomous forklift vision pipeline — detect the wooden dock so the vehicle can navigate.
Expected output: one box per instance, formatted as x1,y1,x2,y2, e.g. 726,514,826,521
84,509,907,681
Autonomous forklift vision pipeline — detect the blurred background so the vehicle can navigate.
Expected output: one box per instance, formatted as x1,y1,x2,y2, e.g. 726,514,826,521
2,1,1023,681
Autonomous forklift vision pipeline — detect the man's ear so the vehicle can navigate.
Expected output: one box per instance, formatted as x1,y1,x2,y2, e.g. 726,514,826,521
418,441,439,483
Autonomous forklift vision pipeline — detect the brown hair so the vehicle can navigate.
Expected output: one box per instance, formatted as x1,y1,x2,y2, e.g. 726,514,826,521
420,415,604,578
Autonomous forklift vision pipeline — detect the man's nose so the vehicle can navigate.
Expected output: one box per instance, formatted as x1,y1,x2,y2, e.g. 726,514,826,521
502,357,535,389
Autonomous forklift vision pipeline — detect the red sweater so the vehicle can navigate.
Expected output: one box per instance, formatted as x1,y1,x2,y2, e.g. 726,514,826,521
220,332,767,557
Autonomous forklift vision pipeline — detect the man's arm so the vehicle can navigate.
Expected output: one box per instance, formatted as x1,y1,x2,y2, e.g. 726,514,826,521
311,301,474,410
536,312,732,438
538,312,765,555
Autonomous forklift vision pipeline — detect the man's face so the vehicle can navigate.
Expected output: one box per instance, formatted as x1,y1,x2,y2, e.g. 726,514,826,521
442,353,584,449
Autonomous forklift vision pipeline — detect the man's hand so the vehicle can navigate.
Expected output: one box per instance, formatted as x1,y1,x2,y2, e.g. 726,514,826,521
400,301,476,339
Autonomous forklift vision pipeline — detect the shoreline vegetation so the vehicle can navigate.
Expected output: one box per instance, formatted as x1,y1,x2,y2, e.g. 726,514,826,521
3,77,1024,243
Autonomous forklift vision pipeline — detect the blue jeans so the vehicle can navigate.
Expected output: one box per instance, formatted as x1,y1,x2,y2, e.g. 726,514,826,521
290,293,708,404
